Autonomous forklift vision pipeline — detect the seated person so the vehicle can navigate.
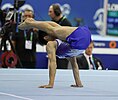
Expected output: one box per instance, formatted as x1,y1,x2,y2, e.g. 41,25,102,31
77,41,104,70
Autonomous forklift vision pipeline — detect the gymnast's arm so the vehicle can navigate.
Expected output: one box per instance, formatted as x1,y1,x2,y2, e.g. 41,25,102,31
69,57,83,87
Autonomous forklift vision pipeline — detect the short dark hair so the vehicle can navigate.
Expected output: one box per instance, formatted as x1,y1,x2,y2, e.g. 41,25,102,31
37,30,48,46
52,4,62,16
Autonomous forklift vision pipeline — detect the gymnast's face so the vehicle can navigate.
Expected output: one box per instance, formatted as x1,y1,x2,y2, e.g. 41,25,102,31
48,6,56,19
44,35,56,41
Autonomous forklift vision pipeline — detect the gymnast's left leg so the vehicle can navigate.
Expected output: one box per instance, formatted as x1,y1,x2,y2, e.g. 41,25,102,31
18,18,77,41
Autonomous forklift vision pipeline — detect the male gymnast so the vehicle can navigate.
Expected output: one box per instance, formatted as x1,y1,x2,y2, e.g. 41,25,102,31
18,18,92,88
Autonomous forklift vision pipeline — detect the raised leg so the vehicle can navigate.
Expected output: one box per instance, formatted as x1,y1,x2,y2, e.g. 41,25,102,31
18,18,77,41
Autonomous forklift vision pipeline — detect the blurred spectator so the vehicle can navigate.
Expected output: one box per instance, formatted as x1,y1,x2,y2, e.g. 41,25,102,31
77,41,104,70
12,9,39,68
48,3,72,69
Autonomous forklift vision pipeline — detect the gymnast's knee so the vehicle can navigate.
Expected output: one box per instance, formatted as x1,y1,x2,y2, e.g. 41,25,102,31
46,41,56,51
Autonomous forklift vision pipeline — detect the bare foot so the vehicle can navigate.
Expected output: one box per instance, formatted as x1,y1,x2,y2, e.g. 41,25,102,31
18,18,35,30
18,22,30,30
70,84,83,88
38,84,53,88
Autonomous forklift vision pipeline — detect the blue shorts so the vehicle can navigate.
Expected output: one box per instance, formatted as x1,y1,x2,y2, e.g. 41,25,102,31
56,39,84,58
66,26,92,50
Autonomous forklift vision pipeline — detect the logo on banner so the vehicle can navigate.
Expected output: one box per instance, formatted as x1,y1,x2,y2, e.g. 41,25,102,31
61,4,71,17
1,3,34,12
109,41,117,48
93,8,104,35
93,3,118,35
1,3,71,18
94,41,106,47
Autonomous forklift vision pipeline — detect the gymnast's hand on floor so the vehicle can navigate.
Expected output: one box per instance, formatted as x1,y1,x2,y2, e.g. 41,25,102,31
38,84,53,88
70,84,83,88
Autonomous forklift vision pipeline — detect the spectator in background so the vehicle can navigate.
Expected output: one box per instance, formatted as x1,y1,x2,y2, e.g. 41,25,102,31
0,9,6,27
48,3,72,69
77,41,104,70
12,9,39,69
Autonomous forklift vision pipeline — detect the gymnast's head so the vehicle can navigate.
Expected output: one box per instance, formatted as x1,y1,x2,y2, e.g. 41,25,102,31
38,30,56,46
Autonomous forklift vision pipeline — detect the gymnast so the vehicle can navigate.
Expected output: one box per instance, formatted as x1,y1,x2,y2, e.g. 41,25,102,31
18,18,92,88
